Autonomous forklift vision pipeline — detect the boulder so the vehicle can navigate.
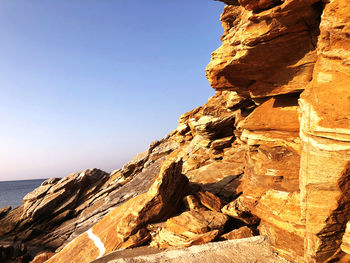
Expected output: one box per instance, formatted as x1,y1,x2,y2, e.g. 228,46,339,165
119,228,151,249
186,161,244,201
220,226,254,240
222,197,260,226
183,195,206,211
211,136,233,150
196,191,224,212
150,210,228,248
166,210,228,236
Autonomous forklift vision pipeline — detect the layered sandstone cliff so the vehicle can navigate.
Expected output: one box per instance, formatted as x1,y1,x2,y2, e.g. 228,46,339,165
1,1,350,263
206,0,350,262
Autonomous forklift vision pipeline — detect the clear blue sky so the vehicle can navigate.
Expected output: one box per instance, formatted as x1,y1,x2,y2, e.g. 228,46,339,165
0,0,224,181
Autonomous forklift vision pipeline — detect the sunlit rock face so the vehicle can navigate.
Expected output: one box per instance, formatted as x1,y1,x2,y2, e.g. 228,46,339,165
206,0,350,262
46,159,188,263
0,138,178,251
206,0,322,98
299,1,350,261
2,1,350,263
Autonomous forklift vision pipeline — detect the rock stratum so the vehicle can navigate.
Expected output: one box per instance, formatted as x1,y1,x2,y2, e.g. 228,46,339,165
1,0,350,262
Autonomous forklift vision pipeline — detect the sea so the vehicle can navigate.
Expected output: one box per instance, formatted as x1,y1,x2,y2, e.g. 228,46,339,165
0,179,46,209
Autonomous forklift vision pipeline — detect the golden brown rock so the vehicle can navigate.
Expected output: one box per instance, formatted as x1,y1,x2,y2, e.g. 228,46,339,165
238,0,283,11
150,210,228,248
2,1,350,263
0,137,179,253
237,93,302,209
211,0,350,261
119,228,151,249
298,1,350,261
255,191,305,262
211,136,233,150
186,160,244,202
31,252,55,263
220,226,253,240
206,0,322,98
186,160,243,185
241,144,301,205
221,196,260,226
196,191,224,212
46,158,188,263
239,95,300,133
150,228,220,249
165,210,228,236
183,195,206,211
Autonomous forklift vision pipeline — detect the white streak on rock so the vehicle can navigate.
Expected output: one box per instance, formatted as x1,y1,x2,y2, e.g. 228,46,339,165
87,228,106,259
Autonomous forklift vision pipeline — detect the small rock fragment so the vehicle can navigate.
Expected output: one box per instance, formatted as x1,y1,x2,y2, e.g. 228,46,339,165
197,191,224,212
220,226,254,240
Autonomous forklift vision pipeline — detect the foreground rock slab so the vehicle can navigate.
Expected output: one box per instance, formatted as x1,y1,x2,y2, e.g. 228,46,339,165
0,138,177,253
46,158,188,263
91,236,289,263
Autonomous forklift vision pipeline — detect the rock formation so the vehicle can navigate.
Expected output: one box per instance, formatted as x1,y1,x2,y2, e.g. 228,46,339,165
205,0,350,262
299,1,350,261
0,138,177,251
45,158,188,263
1,0,350,262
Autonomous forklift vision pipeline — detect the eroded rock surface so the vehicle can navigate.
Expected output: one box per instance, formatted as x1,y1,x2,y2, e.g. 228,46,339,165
46,158,188,263
0,139,177,252
1,1,350,263
220,226,254,241
150,210,228,248
207,0,322,98
207,0,350,262
297,1,350,261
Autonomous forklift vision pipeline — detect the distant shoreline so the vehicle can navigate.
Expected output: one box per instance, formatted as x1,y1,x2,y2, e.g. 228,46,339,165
0,178,50,183
0,179,49,208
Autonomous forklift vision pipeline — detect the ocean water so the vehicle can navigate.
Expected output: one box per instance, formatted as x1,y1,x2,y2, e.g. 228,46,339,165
0,179,46,209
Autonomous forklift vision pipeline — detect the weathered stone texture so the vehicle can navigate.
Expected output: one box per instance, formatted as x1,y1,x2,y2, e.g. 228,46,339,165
46,158,188,263
150,210,228,248
1,1,350,263
298,0,350,261
208,0,350,262
206,0,322,98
